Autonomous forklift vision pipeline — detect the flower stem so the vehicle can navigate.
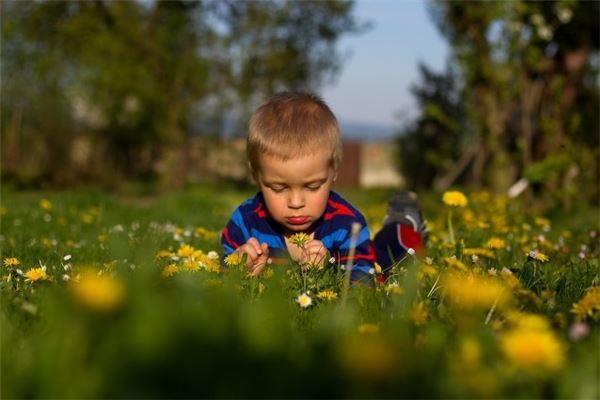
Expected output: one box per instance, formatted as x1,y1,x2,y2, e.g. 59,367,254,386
447,209,456,245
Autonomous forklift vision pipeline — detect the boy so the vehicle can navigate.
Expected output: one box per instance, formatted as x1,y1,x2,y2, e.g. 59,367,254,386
221,92,426,282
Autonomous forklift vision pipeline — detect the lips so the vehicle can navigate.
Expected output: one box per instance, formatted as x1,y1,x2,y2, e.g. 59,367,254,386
287,216,309,225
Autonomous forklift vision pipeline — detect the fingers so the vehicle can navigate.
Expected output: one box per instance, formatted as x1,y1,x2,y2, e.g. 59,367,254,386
238,238,270,276
302,240,327,266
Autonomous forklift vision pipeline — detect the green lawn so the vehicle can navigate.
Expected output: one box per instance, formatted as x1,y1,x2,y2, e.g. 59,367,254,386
1,184,598,398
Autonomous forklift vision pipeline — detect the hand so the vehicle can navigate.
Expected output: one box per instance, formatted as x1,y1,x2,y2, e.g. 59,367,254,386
236,237,270,276
300,239,327,269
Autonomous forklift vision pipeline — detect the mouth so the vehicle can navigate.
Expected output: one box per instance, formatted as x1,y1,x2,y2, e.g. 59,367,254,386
286,216,310,225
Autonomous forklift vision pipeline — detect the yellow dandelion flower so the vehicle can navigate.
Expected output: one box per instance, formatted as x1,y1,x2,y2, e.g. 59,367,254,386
39,199,52,211
534,217,551,229
182,258,200,271
485,237,506,249
197,254,221,273
3,257,20,267
571,286,600,321
442,191,468,207
289,232,310,247
161,264,178,278
224,252,242,267
506,312,551,331
443,257,468,272
81,213,94,224
374,262,383,274
70,269,125,312
24,268,49,282
358,323,380,334
500,328,564,371
195,227,218,241
410,302,428,326
443,272,510,310
155,250,173,259
97,234,108,243
527,250,549,262
296,292,313,308
463,248,496,259
177,244,195,257
417,264,438,279
316,289,338,301
385,282,404,295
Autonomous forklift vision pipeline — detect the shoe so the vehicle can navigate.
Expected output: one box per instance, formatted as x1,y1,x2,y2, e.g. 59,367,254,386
382,190,429,246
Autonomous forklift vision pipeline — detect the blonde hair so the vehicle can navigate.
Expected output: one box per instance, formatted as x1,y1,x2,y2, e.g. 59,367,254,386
247,92,342,177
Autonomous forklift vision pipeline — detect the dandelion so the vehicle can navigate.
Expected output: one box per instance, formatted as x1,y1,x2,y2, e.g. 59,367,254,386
442,191,467,244
410,302,428,326
177,244,195,257
485,237,506,249
442,190,468,207
39,199,52,211
500,327,564,372
3,257,20,267
155,250,173,260
70,269,125,312
24,268,49,283
224,252,242,267
571,286,600,321
443,272,510,310
289,232,310,247
443,257,468,272
316,289,338,301
527,250,549,262
296,292,313,308
161,264,179,278
358,323,380,334
63,254,72,261
385,282,404,295
463,248,495,259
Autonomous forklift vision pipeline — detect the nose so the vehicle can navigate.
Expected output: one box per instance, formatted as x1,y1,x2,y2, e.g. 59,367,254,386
287,190,305,209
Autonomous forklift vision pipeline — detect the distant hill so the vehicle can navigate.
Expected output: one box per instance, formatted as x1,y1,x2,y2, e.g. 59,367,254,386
338,120,398,142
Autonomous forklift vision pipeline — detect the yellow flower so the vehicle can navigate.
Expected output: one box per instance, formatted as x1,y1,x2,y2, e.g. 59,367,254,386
443,272,510,310
3,257,20,267
316,289,338,301
70,269,125,312
443,257,468,272
442,191,468,207
485,237,506,249
289,232,310,247
182,258,200,271
500,327,564,372
571,286,600,321
224,252,242,267
385,282,404,295
410,302,428,326
177,244,195,257
24,268,49,282
155,250,173,259
161,264,179,278
296,292,313,308
39,199,52,211
358,323,380,334
463,248,496,259
527,250,549,262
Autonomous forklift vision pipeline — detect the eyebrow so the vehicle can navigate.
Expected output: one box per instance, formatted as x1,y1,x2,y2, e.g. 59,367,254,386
263,178,328,186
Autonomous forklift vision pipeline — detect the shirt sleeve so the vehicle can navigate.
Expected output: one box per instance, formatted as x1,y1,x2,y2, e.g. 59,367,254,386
221,207,250,256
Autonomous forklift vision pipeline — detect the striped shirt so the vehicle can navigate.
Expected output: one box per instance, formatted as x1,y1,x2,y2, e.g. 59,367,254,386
221,191,376,282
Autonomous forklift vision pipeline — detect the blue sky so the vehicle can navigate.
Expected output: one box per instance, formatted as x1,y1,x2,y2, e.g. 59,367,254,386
321,0,449,130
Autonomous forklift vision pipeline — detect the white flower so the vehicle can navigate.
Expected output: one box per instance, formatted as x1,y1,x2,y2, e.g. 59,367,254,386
407,248,416,256
296,293,313,308
531,14,545,26
425,257,433,265
63,254,72,261
471,254,479,263
62,274,70,281
537,25,553,41
328,257,336,264
488,268,497,276
368,268,375,275
207,251,219,260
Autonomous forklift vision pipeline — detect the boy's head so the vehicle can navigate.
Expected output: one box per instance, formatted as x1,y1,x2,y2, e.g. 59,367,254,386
247,92,343,234
247,91,342,179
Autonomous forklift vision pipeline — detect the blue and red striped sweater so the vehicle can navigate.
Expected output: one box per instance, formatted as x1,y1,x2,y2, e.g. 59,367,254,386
221,191,376,281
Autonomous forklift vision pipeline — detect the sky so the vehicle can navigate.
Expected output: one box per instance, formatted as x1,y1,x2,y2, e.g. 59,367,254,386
321,0,449,134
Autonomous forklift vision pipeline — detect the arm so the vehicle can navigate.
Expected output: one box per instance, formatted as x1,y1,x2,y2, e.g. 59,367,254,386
221,209,269,276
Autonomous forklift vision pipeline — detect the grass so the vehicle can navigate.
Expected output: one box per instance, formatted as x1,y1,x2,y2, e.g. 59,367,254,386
1,183,599,398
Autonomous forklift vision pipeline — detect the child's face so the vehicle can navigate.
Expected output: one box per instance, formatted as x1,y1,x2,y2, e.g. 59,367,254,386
257,149,336,235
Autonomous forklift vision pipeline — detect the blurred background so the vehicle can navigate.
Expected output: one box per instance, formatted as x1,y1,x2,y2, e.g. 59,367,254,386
2,0,598,207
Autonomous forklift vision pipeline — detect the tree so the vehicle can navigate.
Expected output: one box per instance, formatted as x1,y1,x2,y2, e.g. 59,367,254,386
1,0,364,187
401,0,599,205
